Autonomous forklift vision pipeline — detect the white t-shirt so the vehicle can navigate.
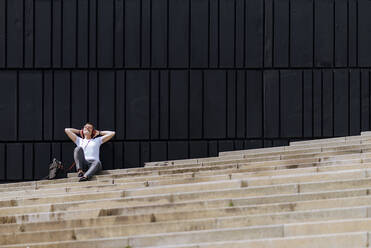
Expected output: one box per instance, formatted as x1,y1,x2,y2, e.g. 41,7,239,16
75,137,103,161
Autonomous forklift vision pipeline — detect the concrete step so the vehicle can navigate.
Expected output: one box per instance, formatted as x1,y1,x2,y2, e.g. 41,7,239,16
2,232,367,248
0,147,368,193
145,143,371,170
0,186,367,225
145,142,371,170
3,218,371,248
218,137,371,157
145,232,369,248
1,204,371,245
1,175,371,224
2,165,371,210
2,189,371,236
1,160,369,200
2,153,365,195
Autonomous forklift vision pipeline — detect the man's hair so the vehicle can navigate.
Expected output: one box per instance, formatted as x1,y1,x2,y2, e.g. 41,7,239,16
84,123,95,129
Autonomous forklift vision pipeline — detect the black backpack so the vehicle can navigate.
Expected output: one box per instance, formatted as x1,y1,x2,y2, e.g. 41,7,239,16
44,158,76,180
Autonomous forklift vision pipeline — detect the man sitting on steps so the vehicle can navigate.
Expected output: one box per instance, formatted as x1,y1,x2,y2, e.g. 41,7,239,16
64,123,115,182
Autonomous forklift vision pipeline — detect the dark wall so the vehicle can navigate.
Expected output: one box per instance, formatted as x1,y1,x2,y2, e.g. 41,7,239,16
0,0,370,182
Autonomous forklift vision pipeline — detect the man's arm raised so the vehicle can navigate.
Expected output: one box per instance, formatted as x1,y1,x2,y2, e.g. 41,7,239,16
98,130,115,144
64,128,80,143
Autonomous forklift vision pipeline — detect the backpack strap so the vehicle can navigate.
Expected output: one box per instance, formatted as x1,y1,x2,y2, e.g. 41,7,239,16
65,162,76,172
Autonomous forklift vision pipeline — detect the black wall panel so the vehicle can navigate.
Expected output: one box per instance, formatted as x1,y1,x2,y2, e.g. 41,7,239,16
291,0,313,67
62,0,77,68
35,0,51,68
280,70,302,137
204,70,226,138
190,0,208,67
126,70,150,139
0,1,5,68
0,71,17,141
314,0,333,67
19,71,43,140
1,0,371,182
7,0,23,68
170,71,188,139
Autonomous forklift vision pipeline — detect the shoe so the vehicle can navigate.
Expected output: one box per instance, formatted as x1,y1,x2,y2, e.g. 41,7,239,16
79,177,88,182
77,171,84,177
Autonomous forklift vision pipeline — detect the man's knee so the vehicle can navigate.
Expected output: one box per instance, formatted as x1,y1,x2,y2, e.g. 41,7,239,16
94,161,102,170
74,146,83,154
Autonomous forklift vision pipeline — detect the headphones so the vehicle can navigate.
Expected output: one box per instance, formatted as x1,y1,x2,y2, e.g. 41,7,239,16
80,125,97,139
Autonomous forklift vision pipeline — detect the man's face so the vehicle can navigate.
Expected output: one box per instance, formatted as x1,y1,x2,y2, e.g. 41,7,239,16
83,124,94,135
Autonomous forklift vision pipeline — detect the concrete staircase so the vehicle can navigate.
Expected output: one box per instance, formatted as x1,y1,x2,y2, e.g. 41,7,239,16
3,133,371,247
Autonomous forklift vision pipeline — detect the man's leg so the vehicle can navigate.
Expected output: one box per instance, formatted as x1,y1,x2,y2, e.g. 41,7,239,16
74,147,88,173
84,160,102,179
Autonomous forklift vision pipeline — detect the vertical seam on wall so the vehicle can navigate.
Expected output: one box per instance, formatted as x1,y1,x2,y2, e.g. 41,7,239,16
32,0,35,67
87,72,90,121
359,69,362,131
302,70,304,138
42,71,44,140
22,144,24,180
356,0,358,67
202,70,205,138
321,70,323,136
244,70,247,138
123,0,126,67
166,0,169,67
23,0,25,67
113,0,116,68
187,70,190,158
311,69,314,137
124,70,127,139
76,0,78,68
233,0,236,68
87,0,90,68
158,71,160,138
331,70,335,137
16,71,19,141
347,0,349,67
139,0,142,67
333,0,335,67
272,0,275,68
4,145,7,181
236,70,239,138
97,70,100,128
149,70,152,152
187,70,190,140
114,71,117,131
95,0,98,68
208,0,210,67
167,70,170,139
52,71,54,139
287,0,292,67
262,70,265,139
188,0,191,68
278,70,281,138
262,0,265,68
149,0,151,68
225,70,228,138
348,69,350,135
5,0,7,68
61,0,63,67
217,0,220,67
369,70,371,130
243,0,245,68
50,0,53,67
69,71,72,127
313,0,315,67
